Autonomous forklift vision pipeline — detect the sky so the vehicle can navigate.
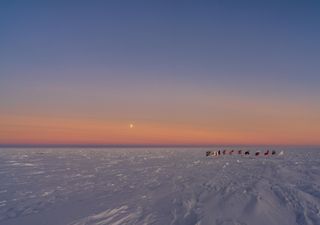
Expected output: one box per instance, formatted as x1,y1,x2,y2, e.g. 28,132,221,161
0,0,320,146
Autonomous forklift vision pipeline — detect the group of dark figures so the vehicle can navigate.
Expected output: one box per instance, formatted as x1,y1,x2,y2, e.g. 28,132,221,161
206,149,277,157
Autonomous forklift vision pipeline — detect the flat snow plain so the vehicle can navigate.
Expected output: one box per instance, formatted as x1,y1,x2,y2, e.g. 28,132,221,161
0,147,319,225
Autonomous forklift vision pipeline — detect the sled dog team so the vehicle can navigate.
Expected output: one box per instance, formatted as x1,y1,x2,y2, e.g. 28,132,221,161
206,149,279,157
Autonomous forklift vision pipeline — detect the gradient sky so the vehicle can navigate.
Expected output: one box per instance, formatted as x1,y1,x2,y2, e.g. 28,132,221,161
1,1,320,146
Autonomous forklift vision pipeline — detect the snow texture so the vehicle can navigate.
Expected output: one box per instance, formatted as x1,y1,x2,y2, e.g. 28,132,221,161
0,147,319,225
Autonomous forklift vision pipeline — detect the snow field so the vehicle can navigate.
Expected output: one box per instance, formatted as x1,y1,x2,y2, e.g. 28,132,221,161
0,147,319,225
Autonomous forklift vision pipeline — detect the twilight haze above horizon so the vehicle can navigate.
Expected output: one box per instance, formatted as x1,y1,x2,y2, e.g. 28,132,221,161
1,1,320,146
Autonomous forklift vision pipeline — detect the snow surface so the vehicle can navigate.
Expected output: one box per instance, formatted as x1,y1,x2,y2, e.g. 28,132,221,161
0,147,319,225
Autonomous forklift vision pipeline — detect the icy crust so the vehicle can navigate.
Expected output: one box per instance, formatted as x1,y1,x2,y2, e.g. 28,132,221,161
0,147,319,225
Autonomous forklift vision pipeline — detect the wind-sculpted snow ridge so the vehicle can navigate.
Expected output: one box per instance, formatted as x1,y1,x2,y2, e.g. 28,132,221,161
0,147,319,225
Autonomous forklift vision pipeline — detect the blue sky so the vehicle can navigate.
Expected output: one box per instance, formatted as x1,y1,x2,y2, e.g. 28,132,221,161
1,1,320,145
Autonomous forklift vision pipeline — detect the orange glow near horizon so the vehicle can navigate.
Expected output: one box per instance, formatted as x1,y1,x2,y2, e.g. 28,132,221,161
1,82,319,147
1,113,319,146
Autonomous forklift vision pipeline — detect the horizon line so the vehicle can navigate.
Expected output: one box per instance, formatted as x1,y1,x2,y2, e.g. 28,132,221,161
1,144,320,148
